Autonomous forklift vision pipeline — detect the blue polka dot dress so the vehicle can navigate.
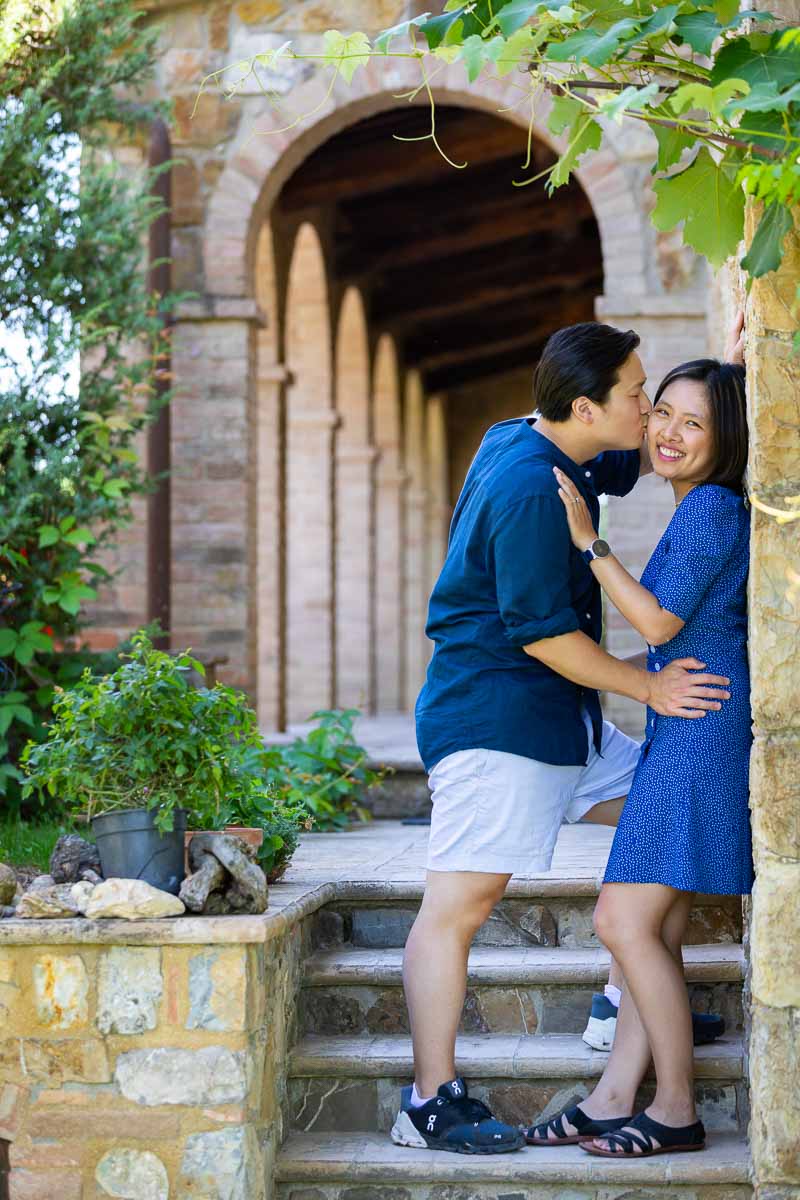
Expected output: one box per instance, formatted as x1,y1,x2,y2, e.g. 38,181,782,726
604,484,754,896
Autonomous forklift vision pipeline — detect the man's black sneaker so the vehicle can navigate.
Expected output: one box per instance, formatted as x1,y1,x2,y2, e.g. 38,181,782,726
390,1077,525,1154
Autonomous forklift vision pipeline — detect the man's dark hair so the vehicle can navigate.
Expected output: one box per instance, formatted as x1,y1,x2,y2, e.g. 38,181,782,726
653,359,748,494
532,322,641,423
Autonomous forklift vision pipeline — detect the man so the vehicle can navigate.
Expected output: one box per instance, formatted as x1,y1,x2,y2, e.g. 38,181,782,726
391,322,735,1156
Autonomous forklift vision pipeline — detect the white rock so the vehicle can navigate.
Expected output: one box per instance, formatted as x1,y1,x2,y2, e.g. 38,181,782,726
95,1148,169,1200
17,884,83,919
70,880,96,913
84,879,185,921
97,948,163,1035
115,1046,247,1106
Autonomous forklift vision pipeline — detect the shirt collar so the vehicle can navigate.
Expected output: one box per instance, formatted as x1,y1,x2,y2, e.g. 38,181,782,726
519,419,596,489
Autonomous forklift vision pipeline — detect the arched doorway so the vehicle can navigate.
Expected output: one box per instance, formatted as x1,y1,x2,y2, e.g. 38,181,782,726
251,102,605,729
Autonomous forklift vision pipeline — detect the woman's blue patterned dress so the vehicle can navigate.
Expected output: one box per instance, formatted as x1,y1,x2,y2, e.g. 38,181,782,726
604,483,754,896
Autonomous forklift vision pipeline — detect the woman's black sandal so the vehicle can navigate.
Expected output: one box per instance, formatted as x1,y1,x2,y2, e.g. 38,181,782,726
580,1111,706,1157
525,1104,634,1146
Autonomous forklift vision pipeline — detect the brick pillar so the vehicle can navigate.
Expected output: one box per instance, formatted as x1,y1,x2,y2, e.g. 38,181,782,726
745,203,800,1200
252,223,286,731
595,294,709,737
334,288,375,714
170,298,262,691
285,223,335,723
403,371,430,710
373,334,404,712
425,393,450,595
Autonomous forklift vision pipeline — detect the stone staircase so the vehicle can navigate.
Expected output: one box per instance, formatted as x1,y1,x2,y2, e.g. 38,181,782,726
276,880,751,1199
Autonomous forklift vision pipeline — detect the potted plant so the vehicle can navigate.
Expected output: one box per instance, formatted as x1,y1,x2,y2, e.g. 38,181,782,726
20,632,275,895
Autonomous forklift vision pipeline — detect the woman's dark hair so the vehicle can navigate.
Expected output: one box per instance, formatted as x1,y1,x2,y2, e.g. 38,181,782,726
533,322,641,422
653,358,748,494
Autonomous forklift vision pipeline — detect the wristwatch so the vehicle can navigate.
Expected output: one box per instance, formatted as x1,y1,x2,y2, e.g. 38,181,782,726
581,538,611,564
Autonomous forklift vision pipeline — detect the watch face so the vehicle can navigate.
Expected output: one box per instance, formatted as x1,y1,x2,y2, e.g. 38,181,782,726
592,539,611,558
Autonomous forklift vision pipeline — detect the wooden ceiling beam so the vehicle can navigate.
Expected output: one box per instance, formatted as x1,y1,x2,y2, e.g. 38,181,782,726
278,111,535,211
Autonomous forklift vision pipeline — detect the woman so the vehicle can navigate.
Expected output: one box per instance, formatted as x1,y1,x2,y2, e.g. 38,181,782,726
527,358,752,1157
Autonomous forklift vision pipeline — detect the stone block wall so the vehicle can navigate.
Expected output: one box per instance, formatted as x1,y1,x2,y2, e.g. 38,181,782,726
0,923,306,1199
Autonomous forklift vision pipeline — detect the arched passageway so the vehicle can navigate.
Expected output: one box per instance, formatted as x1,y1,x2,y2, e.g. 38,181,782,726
255,104,603,727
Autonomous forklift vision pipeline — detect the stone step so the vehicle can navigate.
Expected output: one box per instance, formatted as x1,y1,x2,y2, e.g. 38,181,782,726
287,1034,747,1137
300,944,744,1037
312,893,743,950
276,1130,752,1200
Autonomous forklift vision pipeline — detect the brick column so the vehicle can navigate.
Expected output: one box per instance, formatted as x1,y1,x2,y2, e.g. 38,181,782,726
334,289,375,714
170,298,263,692
403,371,430,709
425,393,450,596
373,335,404,713
284,224,335,724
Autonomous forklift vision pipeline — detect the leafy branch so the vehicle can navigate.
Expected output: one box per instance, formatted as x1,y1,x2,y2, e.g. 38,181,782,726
199,1,800,291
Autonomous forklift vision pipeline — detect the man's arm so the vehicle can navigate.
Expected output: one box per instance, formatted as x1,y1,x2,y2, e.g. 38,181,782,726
524,630,730,718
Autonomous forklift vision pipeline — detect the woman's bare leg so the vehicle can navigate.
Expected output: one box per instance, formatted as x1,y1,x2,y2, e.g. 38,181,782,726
588,883,697,1151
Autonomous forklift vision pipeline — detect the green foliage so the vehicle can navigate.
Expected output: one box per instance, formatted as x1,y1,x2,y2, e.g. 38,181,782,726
0,0,181,809
652,146,745,267
252,797,312,884
20,633,274,835
254,0,800,304
0,816,88,873
259,709,386,832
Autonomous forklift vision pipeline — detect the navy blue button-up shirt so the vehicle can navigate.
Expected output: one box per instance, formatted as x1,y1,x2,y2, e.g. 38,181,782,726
415,419,640,770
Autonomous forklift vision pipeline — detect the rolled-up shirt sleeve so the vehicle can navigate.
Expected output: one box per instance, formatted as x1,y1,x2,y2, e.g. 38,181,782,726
651,486,741,623
490,495,580,646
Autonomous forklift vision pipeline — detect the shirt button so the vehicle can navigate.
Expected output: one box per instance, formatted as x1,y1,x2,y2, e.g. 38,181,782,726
585,470,591,478
585,613,591,620
654,663,661,671
649,644,656,653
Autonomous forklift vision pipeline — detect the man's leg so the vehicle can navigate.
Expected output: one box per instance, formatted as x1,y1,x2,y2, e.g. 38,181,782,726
403,868,510,1097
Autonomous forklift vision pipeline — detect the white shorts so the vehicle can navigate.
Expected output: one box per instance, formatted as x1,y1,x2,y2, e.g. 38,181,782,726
426,713,640,876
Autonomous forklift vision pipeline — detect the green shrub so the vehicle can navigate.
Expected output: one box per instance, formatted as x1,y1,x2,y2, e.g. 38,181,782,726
20,632,275,834
0,0,181,813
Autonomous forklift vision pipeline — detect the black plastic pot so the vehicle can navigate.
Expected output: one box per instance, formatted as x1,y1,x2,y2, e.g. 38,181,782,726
92,808,187,895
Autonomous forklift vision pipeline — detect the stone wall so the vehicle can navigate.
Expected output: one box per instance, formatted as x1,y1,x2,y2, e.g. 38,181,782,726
0,918,307,1199
745,203,800,1200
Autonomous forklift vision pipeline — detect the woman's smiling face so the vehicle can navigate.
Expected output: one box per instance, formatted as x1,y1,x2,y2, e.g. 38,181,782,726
647,377,715,487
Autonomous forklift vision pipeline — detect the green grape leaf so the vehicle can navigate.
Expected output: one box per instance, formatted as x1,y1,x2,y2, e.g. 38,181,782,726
671,78,750,119
712,32,800,90
546,19,640,66
419,6,467,48
459,33,505,81
630,4,680,42
741,202,794,277
14,642,34,665
652,124,695,173
549,113,603,190
723,78,800,115
494,0,574,36
321,31,370,83
598,82,660,124
495,26,542,76
374,14,430,54
652,148,745,268
548,93,583,135
674,11,723,56
715,0,740,22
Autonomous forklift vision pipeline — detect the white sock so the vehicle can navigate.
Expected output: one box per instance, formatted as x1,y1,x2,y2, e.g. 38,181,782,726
604,984,622,1008
410,1083,433,1107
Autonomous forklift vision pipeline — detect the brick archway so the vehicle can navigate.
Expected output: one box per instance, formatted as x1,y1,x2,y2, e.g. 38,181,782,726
205,71,649,305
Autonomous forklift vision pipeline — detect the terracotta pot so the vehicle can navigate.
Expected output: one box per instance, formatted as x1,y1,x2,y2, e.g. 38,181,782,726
184,825,264,872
